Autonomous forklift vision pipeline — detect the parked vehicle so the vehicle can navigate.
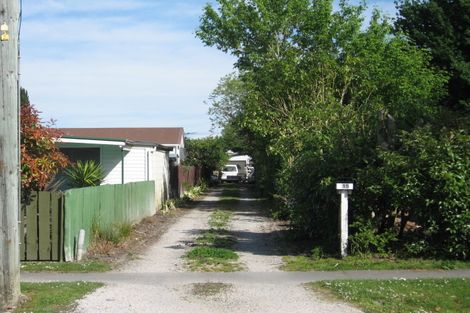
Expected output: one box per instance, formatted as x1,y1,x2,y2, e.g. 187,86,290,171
220,164,240,182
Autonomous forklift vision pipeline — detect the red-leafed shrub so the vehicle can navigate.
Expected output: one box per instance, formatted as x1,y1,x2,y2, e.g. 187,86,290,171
20,89,68,196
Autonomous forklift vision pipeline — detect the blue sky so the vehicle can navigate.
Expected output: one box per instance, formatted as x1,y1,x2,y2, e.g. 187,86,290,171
21,0,397,137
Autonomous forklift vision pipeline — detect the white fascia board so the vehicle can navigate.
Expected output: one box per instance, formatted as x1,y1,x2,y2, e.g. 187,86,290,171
57,138,126,146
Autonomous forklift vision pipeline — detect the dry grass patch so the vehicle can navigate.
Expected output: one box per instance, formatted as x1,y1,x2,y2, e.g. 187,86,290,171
190,283,233,297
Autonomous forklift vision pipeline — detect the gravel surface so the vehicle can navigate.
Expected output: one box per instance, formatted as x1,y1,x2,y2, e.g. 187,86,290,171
72,187,362,313
230,190,285,272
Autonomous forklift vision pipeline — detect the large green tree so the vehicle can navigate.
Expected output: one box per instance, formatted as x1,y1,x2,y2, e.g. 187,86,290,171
396,0,470,111
184,137,228,181
198,0,462,257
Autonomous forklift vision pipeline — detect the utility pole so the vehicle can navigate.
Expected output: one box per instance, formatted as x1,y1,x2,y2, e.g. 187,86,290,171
0,0,20,310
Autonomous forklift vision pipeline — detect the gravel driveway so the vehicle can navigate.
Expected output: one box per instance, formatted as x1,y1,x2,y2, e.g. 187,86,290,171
72,186,361,313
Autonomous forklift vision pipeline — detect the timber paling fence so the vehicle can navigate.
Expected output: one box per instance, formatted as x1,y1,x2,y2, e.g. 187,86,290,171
20,181,156,262
170,165,201,198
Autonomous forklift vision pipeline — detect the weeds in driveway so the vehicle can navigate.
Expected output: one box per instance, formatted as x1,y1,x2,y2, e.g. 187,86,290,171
21,261,111,273
208,210,232,230
185,208,242,272
186,246,240,272
196,230,236,248
309,278,470,313
281,255,470,271
219,184,240,204
15,282,103,313
190,283,232,297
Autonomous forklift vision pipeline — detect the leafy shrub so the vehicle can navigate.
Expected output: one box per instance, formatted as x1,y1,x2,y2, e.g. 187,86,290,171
403,240,430,257
65,160,104,188
357,126,470,259
183,182,208,200
184,137,228,181
349,221,396,256
310,247,325,260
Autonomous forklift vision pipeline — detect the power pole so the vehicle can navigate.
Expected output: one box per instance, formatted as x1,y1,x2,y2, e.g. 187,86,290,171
0,0,20,310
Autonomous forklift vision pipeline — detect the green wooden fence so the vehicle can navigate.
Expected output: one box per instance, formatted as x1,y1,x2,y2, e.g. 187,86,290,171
63,181,156,261
20,192,64,261
20,181,156,261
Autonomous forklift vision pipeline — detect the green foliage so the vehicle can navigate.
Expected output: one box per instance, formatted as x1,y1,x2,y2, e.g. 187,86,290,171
186,246,238,260
208,73,247,130
185,206,241,271
196,230,236,248
91,221,132,245
282,255,470,271
197,0,468,259
184,137,228,181
183,182,207,201
310,247,325,260
349,221,396,256
312,279,470,313
208,210,231,230
65,160,104,188
17,282,103,313
20,261,111,273
357,126,470,259
396,0,470,111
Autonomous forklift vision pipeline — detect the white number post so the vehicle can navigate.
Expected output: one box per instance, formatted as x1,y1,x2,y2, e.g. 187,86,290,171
336,182,353,258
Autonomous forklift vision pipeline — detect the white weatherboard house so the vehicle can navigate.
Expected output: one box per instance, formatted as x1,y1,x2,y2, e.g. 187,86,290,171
59,127,186,208
57,136,172,210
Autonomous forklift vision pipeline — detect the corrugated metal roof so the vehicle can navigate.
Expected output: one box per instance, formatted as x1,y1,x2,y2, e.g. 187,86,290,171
60,127,184,145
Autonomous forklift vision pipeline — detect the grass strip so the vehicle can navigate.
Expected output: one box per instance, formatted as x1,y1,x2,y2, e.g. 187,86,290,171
282,255,470,271
208,209,232,230
21,261,111,273
310,278,469,313
16,282,103,313
185,204,242,272
186,246,241,272
187,246,238,259
219,184,240,204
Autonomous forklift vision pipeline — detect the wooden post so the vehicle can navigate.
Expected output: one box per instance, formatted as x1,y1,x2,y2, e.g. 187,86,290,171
0,0,21,310
336,182,353,258
339,191,349,258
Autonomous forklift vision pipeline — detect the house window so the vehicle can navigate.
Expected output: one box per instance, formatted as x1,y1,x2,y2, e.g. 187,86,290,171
60,148,100,164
